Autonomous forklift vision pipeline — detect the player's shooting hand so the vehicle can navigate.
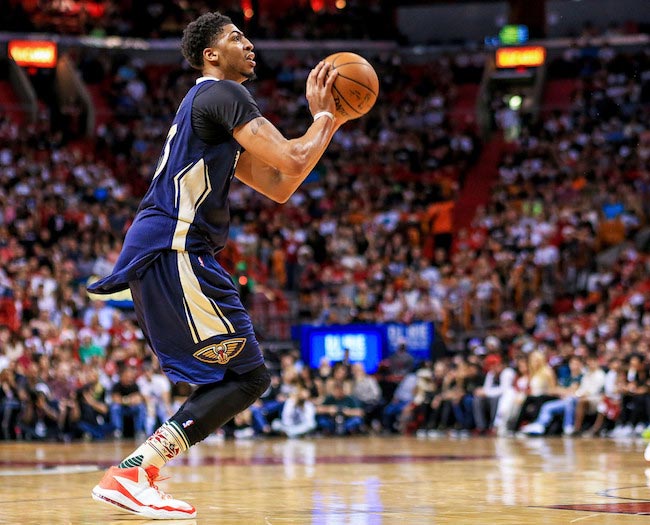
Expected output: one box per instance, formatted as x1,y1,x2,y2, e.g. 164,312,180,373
306,61,339,122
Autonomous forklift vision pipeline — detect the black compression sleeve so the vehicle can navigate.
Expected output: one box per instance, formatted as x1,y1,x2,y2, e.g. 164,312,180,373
169,364,271,446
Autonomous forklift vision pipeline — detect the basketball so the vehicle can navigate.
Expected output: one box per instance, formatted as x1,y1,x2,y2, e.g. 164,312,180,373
323,52,379,120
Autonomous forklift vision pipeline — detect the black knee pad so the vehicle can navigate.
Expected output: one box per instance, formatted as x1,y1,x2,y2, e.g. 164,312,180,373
238,364,272,400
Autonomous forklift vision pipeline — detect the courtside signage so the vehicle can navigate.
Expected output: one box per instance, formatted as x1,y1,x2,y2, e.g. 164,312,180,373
8,40,58,68
495,46,545,68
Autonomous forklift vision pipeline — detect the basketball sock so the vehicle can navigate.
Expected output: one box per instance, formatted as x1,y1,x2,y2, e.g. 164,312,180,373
118,421,190,470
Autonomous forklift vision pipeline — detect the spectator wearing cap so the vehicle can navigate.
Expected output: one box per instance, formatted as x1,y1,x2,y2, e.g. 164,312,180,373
472,353,516,435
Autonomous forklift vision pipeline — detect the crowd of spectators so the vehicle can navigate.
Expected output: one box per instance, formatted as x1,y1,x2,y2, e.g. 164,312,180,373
3,2,645,45
3,0,394,41
1,33,650,443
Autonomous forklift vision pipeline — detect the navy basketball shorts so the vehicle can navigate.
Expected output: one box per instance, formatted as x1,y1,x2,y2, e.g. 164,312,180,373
129,250,264,384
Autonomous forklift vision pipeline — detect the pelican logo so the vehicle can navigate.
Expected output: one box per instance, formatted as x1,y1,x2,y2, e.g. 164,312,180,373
193,338,247,365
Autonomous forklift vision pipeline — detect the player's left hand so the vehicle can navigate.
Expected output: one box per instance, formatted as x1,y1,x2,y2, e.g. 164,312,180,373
306,61,339,122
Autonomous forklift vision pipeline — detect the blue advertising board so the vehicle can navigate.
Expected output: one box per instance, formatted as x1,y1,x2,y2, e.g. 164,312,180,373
293,322,434,373
295,324,384,373
385,322,434,361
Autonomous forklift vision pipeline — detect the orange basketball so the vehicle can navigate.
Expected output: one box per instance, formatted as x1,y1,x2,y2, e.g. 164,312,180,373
324,52,379,120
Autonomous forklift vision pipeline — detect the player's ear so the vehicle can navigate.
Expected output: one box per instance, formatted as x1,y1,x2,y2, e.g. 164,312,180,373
203,47,219,64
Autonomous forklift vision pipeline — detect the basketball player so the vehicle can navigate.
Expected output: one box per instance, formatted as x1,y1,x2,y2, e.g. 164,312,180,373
89,12,343,519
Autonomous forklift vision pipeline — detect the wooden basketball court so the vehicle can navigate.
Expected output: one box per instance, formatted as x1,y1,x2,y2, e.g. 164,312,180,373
2,435,650,524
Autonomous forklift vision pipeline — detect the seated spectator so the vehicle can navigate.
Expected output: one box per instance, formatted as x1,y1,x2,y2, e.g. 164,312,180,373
271,386,317,438
472,354,516,435
402,366,437,434
232,409,256,440
522,354,605,436
388,342,415,379
378,341,415,402
493,355,530,437
611,354,648,437
510,350,557,432
20,385,61,441
351,362,383,431
324,361,353,398
48,360,80,441
316,382,364,435
250,372,290,436
136,360,172,436
0,366,21,440
583,357,623,437
76,367,112,441
381,370,417,434
298,366,321,400
109,366,146,439
417,359,453,436
454,360,485,435
13,361,58,440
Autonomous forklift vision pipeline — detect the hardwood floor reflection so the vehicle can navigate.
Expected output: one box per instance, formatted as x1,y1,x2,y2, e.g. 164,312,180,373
2,435,650,524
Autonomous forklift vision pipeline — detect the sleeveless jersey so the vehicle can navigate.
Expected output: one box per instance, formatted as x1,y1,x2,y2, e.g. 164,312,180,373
89,78,261,295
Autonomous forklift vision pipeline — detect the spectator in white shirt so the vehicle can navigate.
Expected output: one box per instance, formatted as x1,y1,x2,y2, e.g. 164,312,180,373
136,361,172,436
473,353,516,434
271,387,316,438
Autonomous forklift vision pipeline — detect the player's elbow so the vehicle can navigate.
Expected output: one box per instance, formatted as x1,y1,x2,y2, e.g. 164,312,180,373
281,143,310,178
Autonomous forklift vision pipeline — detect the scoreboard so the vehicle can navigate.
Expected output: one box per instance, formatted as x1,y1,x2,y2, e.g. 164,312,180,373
481,25,547,138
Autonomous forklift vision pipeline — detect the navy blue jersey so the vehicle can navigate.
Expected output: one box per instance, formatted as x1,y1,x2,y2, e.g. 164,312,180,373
89,78,261,294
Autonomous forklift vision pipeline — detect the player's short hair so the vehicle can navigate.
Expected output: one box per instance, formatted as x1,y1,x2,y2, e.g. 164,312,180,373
181,12,233,70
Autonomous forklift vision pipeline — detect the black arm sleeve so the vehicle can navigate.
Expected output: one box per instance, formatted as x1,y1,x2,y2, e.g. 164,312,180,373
191,80,263,145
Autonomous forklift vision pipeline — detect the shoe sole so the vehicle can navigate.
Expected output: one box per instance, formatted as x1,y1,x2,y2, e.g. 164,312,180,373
91,487,197,520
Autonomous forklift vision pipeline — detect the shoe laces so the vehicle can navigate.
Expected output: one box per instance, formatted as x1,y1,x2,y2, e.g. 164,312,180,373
145,467,172,500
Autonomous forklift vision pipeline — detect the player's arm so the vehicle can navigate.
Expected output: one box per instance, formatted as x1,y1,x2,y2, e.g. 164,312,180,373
234,62,343,203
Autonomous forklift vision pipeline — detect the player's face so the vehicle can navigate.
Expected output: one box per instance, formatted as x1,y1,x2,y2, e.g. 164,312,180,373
213,24,256,82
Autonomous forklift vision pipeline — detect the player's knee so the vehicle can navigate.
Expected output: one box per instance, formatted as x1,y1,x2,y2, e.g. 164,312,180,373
239,364,271,400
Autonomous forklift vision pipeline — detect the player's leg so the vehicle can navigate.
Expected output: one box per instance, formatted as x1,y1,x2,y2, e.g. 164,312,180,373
118,364,271,469
92,252,268,519
92,364,270,519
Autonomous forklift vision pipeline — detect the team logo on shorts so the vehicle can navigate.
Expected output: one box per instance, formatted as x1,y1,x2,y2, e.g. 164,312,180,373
193,337,247,365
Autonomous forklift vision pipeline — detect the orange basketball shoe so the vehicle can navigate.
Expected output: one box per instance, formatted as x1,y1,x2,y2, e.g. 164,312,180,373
91,465,196,519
